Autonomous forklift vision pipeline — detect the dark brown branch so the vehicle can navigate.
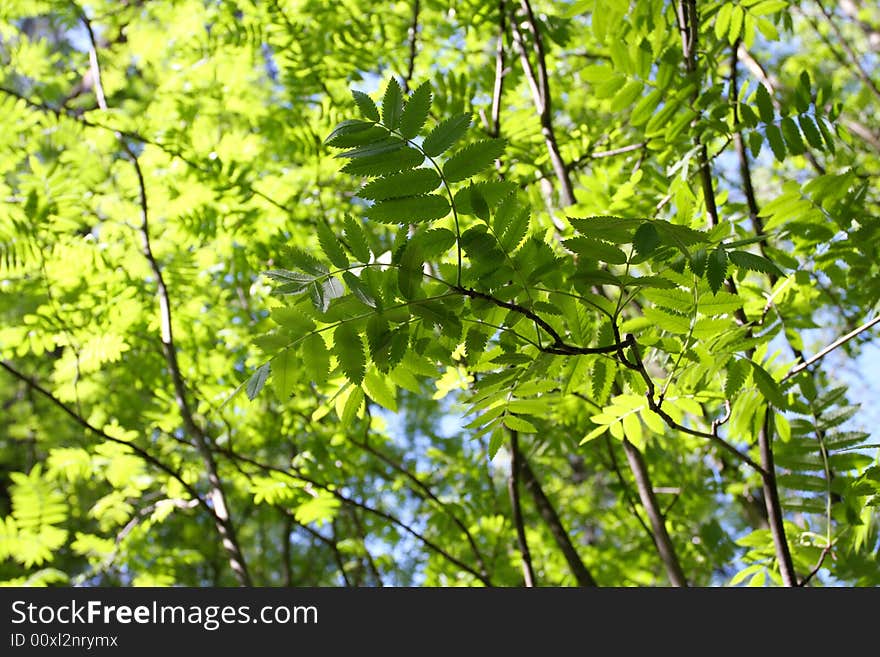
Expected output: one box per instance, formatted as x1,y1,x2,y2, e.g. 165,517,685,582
455,286,627,355
0,360,210,518
209,445,492,585
508,431,536,586
403,0,421,92
621,438,688,587
509,0,575,206
125,147,251,586
350,420,490,580
676,0,718,227
517,447,597,586
603,436,653,538
621,335,767,475
799,545,832,587
758,408,797,586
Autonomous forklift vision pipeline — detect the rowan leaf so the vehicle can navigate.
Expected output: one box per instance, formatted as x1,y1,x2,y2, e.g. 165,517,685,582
442,139,506,183
334,324,366,385
365,194,450,224
400,81,432,139
382,78,404,130
422,113,471,157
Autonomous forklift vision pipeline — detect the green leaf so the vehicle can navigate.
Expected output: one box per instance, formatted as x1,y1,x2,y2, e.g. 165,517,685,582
748,361,786,407
309,277,344,313
335,323,366,385
414,227,457,257
341,385,364,427
442,139,506,183
422,113,471,157
465,327,490,360
364,369,398,412
816,117,836,154
352,89,380,122
765,124,786,161
706,247,728,295
728,5,744,44
246,363,270,400
400,81,432,139
382,78,404,130
728,250,784,277
724,358,749,398
715,3,732,41
493,192,530,252
503,415,538,433
316,221,349,269
633,222,661,256
335,137,408,159
568,216,642,243
343,215,372,262
324,120,386,148
397,240,423,299
780,117,805,155
272,350,297,400
357,169,441,201
365,194,451,224
302,333,330,384
689,248,708,276
563,237,628,264
342,272,377,308
755,83,774,123
454,181,518,215
798,114,824,150
341,145,424,177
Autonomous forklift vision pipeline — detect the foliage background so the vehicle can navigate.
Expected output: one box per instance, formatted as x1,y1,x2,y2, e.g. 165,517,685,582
0,0,878,587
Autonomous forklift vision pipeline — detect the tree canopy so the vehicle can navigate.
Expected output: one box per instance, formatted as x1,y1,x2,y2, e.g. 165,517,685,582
1,0,878,587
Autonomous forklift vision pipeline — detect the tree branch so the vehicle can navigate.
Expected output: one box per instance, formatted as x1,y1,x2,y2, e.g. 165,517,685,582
509,0,575,206
517,445,597,586
508,431,536,586
813,0,880,103
758,408,798,586
489,0,507,138
621,438,688,587
209,445,492,585
354,404,491,580
783,314,880,381
402,0,421,92
0,360,209,520
125,146,251,586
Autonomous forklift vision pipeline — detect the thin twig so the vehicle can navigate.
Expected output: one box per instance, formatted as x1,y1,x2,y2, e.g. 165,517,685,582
0,360,210,518
209,445,492,585
354,404,491,579
125,146,251,586
799,545,832,587
508,431,536,586
403,0,421,92
783,315,880,381
813,0,880,103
